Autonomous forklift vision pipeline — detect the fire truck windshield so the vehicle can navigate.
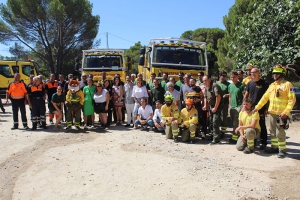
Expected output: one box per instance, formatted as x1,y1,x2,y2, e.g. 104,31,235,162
86,55,123,70
153,46,205,66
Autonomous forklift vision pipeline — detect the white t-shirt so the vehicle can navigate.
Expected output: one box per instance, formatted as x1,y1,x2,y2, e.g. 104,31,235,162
94,89,108,103
153,108,163,122
138,105,153,119
132,85,148,98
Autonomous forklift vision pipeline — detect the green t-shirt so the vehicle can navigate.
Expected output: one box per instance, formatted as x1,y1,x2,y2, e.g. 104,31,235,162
175,80,184,88
49,93,65,112
228,82,244,108
83,85,96,103
217,80,230,104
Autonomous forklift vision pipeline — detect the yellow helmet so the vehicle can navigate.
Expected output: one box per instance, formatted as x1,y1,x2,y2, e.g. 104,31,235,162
272,64,287,75
245,62,254,71
164,94,174,102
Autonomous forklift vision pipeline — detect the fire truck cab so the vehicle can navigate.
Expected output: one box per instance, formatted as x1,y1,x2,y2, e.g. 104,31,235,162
138,38,209,81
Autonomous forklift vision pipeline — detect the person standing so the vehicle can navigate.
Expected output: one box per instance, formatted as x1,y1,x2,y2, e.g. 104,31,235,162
124,75,135,127
151,79,165,111
27,76,47,130
242,63,253,86
103,79,113,126
6,73,30,130
112,76,124,125
49,86,65,130
175,71,184,88
45,73,59,125
236,98,261,154
203,75,222,144
253,64,296,158
132,78,149,129
165,82,180,109
83,78,96,129
244,67,269,149
161,95,180,139
169,77,180,92
237,70,244,83
227,72,245,144
181,73,193,108
216,71,230,137
196,72,204,86
160,72,169,91
94,82,110,129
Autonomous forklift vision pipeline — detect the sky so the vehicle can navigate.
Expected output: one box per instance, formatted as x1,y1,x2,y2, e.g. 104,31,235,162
0,0,235,57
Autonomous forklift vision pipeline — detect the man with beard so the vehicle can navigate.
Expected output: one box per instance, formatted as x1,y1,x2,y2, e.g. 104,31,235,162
236,98,261,154
161,94,179,140
253,64,296,158
175,71,184,88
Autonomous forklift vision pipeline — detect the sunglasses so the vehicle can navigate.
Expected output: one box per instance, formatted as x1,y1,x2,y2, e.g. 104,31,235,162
97,85,103,87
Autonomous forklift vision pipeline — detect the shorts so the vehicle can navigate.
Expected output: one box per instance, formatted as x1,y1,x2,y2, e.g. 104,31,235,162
94,102,108,113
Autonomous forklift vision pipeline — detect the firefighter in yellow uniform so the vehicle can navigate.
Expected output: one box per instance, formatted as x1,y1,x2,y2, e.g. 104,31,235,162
242,63,253,86
253,64,296,158
161,94,180,140
179,99,198,143
65,80,84,130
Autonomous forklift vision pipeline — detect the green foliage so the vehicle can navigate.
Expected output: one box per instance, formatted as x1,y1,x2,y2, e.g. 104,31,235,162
0,0,100,78
216,0,257,72
124,41,143,75
234,0,300,76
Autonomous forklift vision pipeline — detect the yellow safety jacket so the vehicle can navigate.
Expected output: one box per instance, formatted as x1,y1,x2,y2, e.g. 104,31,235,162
255,79,296,116
161,103,180,125
242,76,252,86
66,90,84,105
180,107,198,128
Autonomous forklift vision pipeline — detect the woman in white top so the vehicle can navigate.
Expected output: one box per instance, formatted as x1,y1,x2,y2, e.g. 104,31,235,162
94,82,110,128
132,77,149,128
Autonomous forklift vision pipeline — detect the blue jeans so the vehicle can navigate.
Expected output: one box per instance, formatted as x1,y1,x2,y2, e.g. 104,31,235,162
135,118,154,127
155,118,165,131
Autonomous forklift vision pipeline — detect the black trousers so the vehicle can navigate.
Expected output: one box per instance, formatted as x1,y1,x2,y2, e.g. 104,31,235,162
259,113,268,145
31,98,46,127
11,99,27,128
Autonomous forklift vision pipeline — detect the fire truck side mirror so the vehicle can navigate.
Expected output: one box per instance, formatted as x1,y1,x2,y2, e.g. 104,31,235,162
139,48,145,54
138,55,144,66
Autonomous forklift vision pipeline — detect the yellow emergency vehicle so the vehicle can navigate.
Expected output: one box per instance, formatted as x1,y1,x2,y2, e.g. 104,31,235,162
0,60,38,94
80,49,131,83
138,38,210,81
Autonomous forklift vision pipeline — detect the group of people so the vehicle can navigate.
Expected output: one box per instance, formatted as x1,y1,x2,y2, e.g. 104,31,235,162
5,63,297,158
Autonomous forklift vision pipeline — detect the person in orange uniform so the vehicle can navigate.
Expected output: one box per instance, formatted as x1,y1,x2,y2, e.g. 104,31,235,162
45,73,59,125
6,73,30,130
27,76,47,130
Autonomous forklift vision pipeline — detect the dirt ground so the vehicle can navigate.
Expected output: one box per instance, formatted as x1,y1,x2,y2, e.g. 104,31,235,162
1,103,300,200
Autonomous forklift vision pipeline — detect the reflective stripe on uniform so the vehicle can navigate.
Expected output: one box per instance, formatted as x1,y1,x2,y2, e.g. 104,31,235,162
247,139,254,148
231,134,239,141
278,141,286,150
271,137,278,148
